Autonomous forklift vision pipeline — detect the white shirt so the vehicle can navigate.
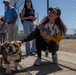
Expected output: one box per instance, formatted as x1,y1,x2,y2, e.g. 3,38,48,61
40,23,60,42
43,23,60,36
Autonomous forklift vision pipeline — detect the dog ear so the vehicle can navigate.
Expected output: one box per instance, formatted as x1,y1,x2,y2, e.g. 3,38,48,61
13,41,22,47
4,42,11,47
17,41,22,47
0,44,5,53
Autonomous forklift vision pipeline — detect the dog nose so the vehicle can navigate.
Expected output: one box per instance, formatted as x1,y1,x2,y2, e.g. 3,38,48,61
9,45,13,51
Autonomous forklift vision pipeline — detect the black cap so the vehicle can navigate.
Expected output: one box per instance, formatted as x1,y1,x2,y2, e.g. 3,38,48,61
26,0,31,2
48,7,61,16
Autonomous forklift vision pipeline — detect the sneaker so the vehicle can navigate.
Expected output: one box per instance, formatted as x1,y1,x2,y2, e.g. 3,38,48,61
52,53,58,64
32,51,37,55
33,51,37,54
25,52,34,56
28,52,35,56
34,58,42,66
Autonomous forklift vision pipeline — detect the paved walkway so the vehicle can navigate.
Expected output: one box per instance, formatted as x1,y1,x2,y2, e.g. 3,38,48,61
19,45,76,75
0,62,31,75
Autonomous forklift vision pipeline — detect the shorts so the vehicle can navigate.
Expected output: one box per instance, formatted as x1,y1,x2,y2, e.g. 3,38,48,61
0,33,6,40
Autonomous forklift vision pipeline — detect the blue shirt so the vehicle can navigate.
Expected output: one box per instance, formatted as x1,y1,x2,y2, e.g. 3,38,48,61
5,6,18,23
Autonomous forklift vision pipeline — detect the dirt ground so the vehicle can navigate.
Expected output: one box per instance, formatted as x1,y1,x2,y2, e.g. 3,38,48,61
30,39,76,53
59,39,76,53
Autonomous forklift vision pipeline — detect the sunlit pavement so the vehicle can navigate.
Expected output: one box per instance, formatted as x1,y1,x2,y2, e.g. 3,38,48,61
0,44,76,75
19,45,76,75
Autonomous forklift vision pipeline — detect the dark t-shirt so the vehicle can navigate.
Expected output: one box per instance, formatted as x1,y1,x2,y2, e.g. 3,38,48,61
24,8,35,21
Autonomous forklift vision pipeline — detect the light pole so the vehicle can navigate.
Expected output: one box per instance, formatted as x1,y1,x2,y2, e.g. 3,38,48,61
37,13,39,24
47,0,49,14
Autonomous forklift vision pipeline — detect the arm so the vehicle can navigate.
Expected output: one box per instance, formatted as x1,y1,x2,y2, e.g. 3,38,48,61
20,14,36,21
46,33,63,43
0,19,6,30
20,27,39,43
13,16,18,24
20,8,36,21
12,8,18,24
31,9,36,21
20,8,29,20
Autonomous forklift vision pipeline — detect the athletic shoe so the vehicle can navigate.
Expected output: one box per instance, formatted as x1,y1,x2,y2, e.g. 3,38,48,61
33,58,42,66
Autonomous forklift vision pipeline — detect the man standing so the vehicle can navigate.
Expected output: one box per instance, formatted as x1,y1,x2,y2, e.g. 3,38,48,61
0,0,18,42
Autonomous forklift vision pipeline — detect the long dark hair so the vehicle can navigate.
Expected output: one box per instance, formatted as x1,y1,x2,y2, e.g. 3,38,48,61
24,0,33,9
40,16,67,35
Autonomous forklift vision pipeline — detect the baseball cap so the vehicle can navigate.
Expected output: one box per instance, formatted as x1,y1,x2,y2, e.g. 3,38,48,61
26,0,31,2
3,0,10,3
48,7,61,16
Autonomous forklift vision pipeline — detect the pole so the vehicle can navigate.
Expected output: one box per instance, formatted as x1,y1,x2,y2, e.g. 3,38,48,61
47,0,49,14
37,13,39,24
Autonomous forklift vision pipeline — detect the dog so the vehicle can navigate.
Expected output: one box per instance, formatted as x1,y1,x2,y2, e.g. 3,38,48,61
1,41,22,74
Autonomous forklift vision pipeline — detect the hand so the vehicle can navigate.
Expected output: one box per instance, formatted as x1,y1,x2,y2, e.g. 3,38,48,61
13,21,16,24
32,16,36,21
19,38,25,43
18,40,23,44
28,16,36,21
40,30,48,38
17,41,22,43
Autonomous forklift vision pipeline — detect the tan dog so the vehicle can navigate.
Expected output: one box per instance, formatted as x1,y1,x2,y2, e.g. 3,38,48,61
2,41,22,74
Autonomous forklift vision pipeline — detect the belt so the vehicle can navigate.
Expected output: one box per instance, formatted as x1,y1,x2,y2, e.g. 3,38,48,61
7,22,13,24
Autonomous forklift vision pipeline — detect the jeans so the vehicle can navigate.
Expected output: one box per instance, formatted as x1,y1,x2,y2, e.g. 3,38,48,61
23,21,36,54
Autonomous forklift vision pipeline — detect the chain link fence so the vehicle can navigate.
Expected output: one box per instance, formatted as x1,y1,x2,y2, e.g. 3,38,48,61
9,0,76,54
50,0,76,54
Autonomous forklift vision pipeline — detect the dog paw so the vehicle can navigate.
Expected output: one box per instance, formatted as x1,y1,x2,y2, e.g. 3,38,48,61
6,70,11,74
15,66,20,71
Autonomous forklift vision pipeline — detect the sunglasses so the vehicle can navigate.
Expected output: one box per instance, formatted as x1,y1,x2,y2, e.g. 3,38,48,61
49,10,59,16
49,10,57,14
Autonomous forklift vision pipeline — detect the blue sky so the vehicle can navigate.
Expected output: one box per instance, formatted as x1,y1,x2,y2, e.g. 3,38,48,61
0,0,4,16
0,0,76,34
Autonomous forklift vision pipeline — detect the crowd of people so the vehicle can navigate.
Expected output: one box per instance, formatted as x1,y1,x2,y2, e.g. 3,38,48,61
0,0,67,66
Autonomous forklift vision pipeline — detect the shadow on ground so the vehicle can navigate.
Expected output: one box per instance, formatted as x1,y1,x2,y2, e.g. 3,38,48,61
0,66,31,75
25,61,63,75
